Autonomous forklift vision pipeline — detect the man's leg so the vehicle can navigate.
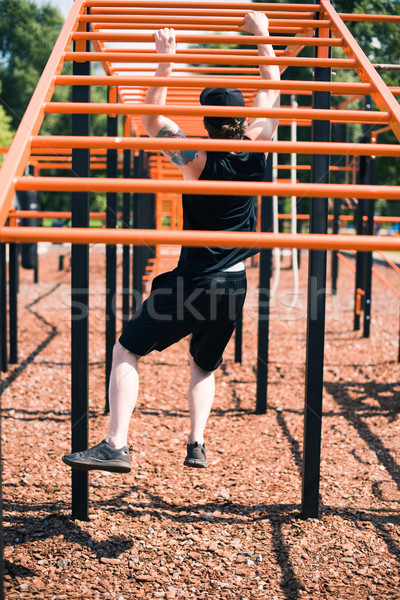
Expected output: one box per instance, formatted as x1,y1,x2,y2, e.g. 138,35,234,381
62,340,139,472
188,353,215,444
106,340,140,449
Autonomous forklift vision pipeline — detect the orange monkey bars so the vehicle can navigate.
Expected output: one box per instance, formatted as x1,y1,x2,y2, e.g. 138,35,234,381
1,0,400,528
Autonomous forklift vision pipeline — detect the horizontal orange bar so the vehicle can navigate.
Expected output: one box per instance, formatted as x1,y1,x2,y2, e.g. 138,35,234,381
31,136,400,157
1,227,399,253
14,177,400,200
339,13,400,23
55,75,372,95
84,1,319,10
89,23,306,32
11,210,123,220
372,266,400,298
64,52,355,68
90,8,316,19
78,18,333,33
44,103,389,125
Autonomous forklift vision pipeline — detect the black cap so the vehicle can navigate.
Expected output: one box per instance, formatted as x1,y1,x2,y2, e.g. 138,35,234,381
200,88,246,129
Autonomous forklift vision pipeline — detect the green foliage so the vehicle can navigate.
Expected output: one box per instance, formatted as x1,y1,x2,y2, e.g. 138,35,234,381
0,100,15,165
0,0,64,128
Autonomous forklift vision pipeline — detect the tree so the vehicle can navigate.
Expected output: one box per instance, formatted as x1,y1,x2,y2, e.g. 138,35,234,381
0,0,64,129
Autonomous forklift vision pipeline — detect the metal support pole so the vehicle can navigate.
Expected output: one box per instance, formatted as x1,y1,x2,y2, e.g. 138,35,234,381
256,155,273,414
354,198,366,330
0,243,7,373
234,309,243,363
105,100,118,414
71,30,90,521
9,243,18,364
302,14,331,519
59,255,64,271
331,123,342,295
296,197,303,269
132,150,144,315
122,141,131,329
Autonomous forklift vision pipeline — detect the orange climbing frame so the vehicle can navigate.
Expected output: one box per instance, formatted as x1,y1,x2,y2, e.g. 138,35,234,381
0,0,399,254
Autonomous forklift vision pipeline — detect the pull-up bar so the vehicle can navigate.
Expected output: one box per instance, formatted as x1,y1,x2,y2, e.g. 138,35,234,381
31,136,400,157
44,103,390,124
15,178,400,199
73,32,337,44
1,227,400,252
64,52,355,68
84,1,320,10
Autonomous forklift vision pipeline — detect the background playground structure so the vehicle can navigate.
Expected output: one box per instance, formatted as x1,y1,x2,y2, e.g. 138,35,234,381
0,1,400,599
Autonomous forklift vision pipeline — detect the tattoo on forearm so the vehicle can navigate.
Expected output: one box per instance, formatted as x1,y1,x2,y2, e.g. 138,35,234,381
156,124,198,166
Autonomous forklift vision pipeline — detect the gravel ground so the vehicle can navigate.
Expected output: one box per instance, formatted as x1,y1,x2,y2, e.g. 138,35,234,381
1,246,400,600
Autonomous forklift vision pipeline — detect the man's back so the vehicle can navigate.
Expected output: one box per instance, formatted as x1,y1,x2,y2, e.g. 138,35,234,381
178,148,267,275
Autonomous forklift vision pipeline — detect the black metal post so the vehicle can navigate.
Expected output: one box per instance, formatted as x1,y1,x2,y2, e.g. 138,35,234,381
122,141,131,329
0,244,7,373
302,20,331,519
59,255,64,271
354,197,366,330
9,243,18,364
296,197,303,269
71,31,90,521
331,123,342,295
132,150,144,315
234,309,243,363
361,98,374,338
256,155,273,414
105,99,118,414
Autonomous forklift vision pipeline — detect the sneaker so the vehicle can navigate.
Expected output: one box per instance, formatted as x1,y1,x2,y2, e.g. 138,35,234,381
184,441,207,468
62,440,131,473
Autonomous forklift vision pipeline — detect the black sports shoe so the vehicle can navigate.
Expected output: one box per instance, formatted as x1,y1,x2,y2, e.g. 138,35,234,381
184,442,207,468
62,440,131,473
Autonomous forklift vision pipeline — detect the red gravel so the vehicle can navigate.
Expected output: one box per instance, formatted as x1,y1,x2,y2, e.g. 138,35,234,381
2,245,400,600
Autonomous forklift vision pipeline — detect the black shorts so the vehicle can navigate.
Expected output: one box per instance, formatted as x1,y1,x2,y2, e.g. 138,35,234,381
119,268,247,371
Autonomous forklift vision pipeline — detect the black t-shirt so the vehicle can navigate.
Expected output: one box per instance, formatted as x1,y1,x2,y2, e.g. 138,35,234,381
177,145,267,275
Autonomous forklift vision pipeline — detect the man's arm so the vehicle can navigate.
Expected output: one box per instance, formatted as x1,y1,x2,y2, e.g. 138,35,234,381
141,28,206,179
239,12,280,141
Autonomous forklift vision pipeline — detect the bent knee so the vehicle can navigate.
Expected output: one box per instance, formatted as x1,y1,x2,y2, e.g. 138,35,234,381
113,341,140,362
189,353,211,374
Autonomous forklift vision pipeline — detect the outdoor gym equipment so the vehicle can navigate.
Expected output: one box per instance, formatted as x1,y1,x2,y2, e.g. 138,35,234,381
0,7,399,576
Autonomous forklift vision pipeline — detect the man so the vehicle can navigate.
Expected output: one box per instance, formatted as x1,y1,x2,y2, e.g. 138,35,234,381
63,12,280,473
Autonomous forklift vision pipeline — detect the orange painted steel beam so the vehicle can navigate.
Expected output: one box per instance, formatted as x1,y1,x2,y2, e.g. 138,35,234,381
74,31,336,44
64,52,355,69
376,251,400,276
372,267,400,299
84,2,319,11
78,17,332,30
321,0,400,142
88,23,308,32
116,67,262,74
90,8,316,19
44,102,390,125
31,136,400,157
15,177,400,200
0,0,86,228
1,227,399,253
100,47,280,56
55,75,371,94
11,210,123,220
339,13,400,23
